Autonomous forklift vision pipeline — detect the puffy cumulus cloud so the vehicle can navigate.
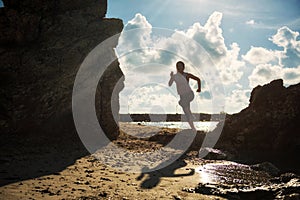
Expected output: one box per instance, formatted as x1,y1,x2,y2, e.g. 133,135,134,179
184,13,244,86
125,84,178,114
218,43,244,85
242,27,300,69
118,12,245,85
249,64,282,88
122,83,219,114
269,26,300,68
182,12,245,84
167,12,245,85
282,65,300,85
249,64,300,88
270,26,300,50
117,13,300,114
249,64,288,88
117,12,246,114
118,63,173,108
245,26,300,89
225,89,251,114
120,13,152,49
242,46,281,65
116,13,154,72
186,12,227,59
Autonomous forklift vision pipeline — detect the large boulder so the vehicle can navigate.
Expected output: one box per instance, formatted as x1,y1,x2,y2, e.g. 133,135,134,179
0,0,124,186
216,79,300,172
0,0,123,139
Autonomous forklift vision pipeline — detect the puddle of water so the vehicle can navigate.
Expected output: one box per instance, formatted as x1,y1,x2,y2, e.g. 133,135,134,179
193,161,300,199
196,161,271,186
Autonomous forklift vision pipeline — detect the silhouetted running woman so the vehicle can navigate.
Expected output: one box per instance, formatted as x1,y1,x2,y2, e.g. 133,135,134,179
168,61,201,132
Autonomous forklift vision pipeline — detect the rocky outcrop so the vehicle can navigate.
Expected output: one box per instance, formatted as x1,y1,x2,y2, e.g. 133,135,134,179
216,79,300,172
194,176,300,200
0,0,123,140
0,0,124,186
191,161,300,200
0,0,107,45
96,60,124,140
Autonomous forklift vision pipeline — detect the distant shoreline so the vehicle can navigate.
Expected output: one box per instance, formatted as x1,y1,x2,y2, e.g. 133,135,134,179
118,113,227,122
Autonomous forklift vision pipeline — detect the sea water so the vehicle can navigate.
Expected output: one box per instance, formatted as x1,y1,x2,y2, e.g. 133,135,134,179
129,121,218,132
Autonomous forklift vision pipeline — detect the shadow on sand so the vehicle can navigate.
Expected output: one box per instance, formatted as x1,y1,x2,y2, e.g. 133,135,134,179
0,112,89,186
135,129,206,189
136,156,195,189
0,116,206,188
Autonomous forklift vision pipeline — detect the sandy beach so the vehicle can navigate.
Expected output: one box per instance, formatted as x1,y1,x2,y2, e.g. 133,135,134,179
0,157,221,200
1,120,300,200
0,124,224,200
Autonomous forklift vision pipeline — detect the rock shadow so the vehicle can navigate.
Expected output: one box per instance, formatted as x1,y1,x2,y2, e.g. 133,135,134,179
0,111,90,187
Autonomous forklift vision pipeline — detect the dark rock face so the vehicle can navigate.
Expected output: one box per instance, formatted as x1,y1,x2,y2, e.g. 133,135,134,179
96,60,124,140
216,79,300,172
0,0,123,185
0,0,123,138
250,162,280,176
0,0,107,45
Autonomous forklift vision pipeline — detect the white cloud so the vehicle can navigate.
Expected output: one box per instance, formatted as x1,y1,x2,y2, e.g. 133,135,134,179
269,26,300,68
246,19,256,25
117,13,300,114
118,12,245,84
182,12,245,84
242,28,300,68
248,64,282,88
242,46,281,65
161,12,244,85
218,42,245,84
125,84,178,114
248,63,300,88
270,26,300,50
225,89,250,114
246,26,300,88
186,12,227,59
117,12,246,114
116,13,155,73
282,65,300,85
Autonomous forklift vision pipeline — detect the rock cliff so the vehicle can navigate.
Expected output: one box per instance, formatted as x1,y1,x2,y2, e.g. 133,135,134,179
0,0,123,140
0,0,124,186
216,79,300,172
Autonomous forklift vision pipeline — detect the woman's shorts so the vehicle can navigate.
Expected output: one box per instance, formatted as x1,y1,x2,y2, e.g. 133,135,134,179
179,91,194,108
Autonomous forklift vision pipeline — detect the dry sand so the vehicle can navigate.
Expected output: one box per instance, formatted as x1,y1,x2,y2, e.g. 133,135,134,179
0,123,224,199
1,156,223,200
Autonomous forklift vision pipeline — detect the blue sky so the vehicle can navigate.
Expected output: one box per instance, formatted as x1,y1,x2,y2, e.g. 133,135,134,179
0,0,3,7
107,0,300,114
108,0,300,54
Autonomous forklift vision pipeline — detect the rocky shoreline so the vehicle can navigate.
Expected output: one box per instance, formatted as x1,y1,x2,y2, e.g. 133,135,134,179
215,79,300,174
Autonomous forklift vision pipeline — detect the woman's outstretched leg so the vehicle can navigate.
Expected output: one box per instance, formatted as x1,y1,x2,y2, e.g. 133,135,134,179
183,106,196,132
